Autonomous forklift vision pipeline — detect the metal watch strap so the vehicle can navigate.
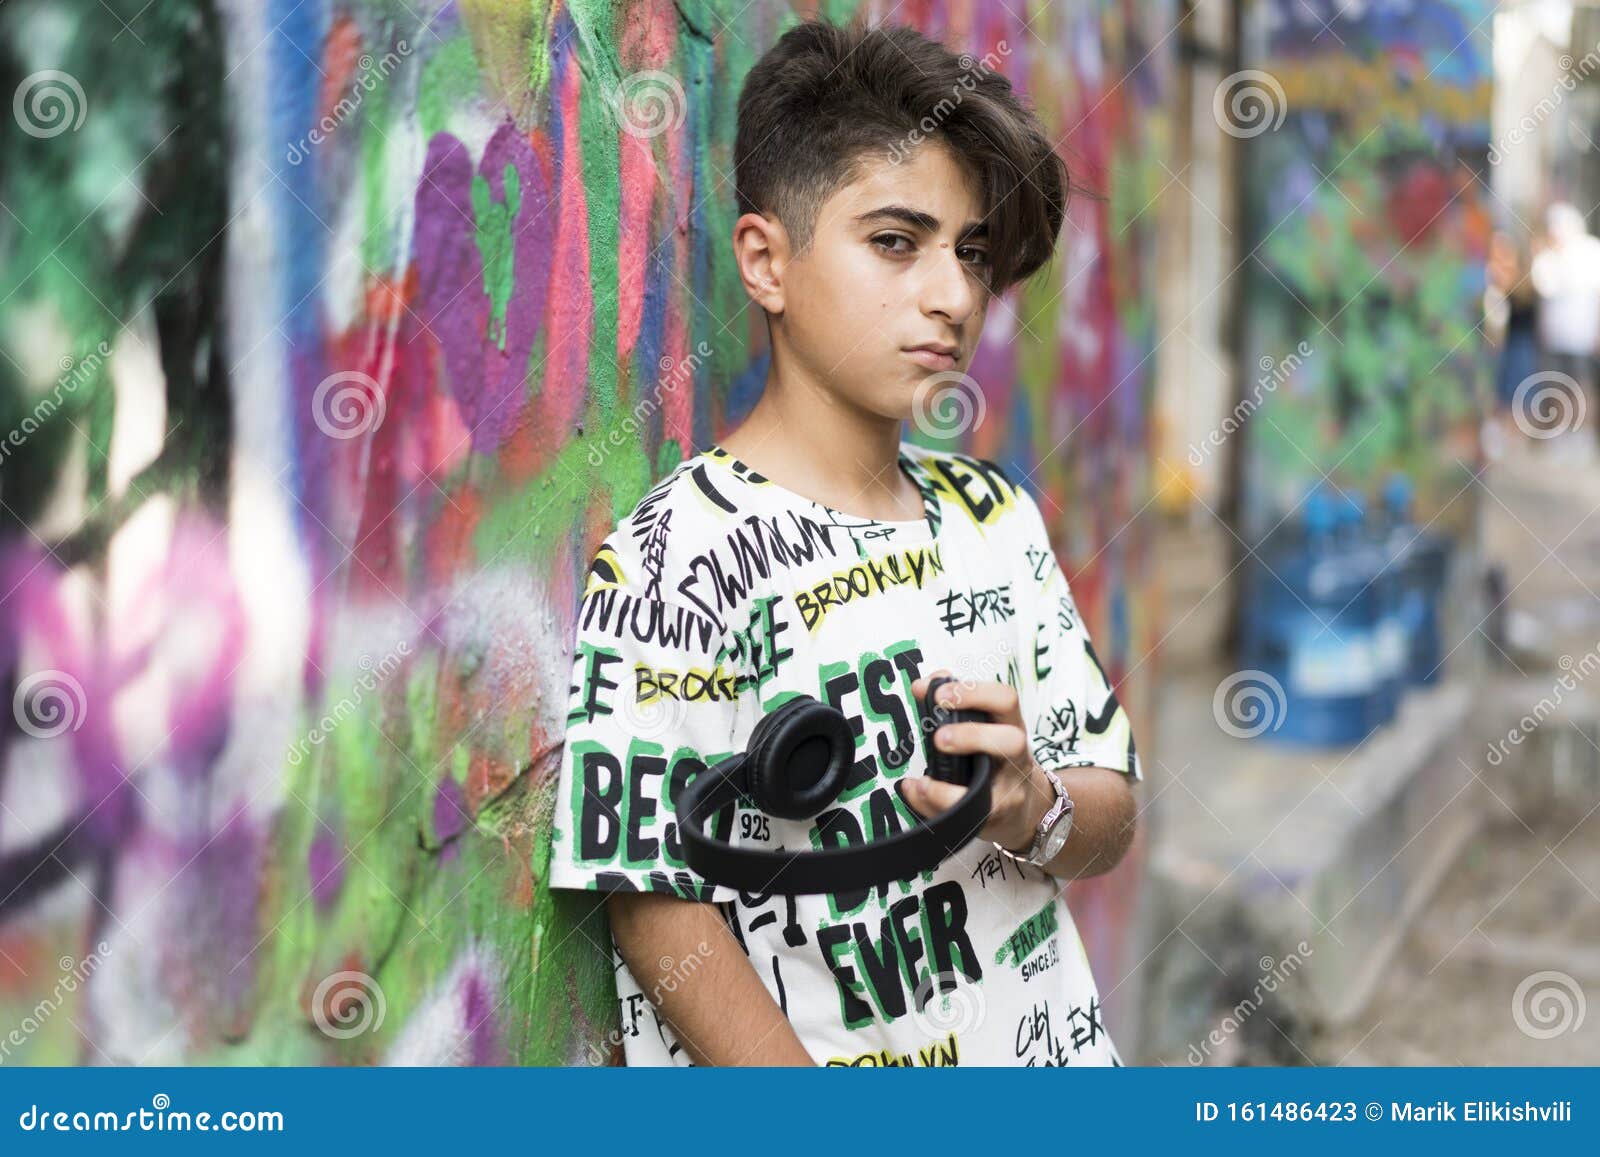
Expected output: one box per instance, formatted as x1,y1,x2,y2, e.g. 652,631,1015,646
995,765,1069,865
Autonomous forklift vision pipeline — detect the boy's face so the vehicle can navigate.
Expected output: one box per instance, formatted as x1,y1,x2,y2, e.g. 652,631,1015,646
768,141,992,421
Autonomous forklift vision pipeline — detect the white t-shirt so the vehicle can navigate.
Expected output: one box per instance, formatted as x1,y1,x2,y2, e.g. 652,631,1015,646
546,441,1141,1066
1532,235,1600,356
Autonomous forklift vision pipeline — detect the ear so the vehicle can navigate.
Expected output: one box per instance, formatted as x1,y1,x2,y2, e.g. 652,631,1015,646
733,211,788,315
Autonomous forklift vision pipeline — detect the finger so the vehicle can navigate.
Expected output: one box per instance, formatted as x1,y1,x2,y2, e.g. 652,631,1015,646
928,720,1030,765
925,678,1025,726
895,774,968,819
909,669,954,698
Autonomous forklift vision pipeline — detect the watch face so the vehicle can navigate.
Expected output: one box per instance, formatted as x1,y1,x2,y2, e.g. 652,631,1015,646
1039,808,1073,862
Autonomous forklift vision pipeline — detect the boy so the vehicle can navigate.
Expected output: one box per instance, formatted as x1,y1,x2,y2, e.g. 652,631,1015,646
547,16,1141,1067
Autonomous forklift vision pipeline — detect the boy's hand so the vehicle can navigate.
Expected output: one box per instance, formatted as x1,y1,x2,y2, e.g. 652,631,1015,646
902,669,1052,855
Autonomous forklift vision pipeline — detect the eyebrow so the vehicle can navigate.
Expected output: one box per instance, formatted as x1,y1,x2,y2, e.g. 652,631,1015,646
853,205,988,243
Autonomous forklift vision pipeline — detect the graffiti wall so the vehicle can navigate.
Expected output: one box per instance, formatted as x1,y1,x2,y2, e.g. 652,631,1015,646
0,0,1170,1064
1237,0,1493,538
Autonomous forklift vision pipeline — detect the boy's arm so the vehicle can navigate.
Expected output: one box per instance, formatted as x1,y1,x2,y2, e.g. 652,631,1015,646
1003,763,1138,881
606,892,816,1066
548,546,809,1062
897,475,1143,881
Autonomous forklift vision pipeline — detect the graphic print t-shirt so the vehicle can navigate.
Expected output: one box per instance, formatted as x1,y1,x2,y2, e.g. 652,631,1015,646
547,442,1141,1067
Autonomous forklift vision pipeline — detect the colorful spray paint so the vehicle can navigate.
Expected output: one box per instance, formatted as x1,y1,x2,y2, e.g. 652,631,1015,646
1240,0,1493,541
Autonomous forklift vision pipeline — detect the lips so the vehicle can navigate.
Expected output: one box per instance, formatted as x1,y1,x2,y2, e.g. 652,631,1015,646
904,346,958,370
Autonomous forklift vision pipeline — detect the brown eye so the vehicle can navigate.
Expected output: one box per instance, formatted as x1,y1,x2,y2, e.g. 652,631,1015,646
871,233,914,255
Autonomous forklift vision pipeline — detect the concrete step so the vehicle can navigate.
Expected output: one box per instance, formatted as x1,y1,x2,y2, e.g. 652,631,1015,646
1138,672,1495,1064
1137,663,1600,1065
1312,810,1600,1066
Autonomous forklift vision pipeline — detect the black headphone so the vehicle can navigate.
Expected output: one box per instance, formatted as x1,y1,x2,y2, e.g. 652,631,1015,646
678,676,993,895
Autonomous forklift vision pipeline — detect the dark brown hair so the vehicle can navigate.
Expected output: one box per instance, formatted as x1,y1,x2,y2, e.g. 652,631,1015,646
734,16,1070,295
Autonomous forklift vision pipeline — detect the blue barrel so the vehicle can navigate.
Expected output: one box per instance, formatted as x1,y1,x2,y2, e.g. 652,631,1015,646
1379,474,1450,686
1240,487,1386,746
1337,491,1401,731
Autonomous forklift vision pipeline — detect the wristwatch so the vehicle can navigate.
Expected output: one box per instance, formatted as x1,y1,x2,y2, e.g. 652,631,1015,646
994,765,1073,866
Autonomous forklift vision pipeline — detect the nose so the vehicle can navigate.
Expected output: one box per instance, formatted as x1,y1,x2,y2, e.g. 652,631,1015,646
919,241,981,327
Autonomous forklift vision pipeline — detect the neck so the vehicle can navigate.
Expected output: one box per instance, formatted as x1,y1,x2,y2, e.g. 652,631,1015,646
718,345,919,522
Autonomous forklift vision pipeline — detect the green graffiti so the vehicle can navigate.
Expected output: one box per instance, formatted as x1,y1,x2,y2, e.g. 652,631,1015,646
471,163,521,350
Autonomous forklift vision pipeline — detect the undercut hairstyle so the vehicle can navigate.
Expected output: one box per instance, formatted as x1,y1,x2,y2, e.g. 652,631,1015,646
733,16,1072,295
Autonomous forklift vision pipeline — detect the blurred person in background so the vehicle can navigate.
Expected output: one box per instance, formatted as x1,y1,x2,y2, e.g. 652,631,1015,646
1530,202,1600,453
1484,227,1542,458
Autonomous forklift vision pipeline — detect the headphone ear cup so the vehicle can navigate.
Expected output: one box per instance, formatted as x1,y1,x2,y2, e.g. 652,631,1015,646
745,697,852,821
744,695,813,773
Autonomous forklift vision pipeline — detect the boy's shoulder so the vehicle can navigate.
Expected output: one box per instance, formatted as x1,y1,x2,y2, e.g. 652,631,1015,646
899,442,1043,537
582,446,787,611
581,451,720,607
